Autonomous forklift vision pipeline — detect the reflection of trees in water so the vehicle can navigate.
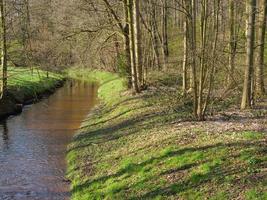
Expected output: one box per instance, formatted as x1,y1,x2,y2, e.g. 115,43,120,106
0,120,9,149
68,80,79,95
91,83,98,104
68,80,97,97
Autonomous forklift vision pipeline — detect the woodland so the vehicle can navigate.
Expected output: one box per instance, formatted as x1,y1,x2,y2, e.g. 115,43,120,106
0,0,266,199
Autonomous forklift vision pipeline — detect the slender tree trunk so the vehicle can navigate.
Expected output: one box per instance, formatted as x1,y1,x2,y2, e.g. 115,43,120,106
161,0,169,70
173,0,178,26
182,18,188,95
256,0,267,96
190,0,198,118
203,0,220,117
128,0,140,93
0,0,7,99
228,0,236,87
150,0,161,70
197,0,208,121
133,0,143,87
241,0,257,110
123,0,132,88
114,34,120,71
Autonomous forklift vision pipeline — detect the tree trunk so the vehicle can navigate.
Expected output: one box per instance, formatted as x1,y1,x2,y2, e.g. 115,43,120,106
202,0,220,117
0,0,7,99
190,0,198,118
256,0,267,96
228,0,236,87
133,0,143,87
182,18,188,95
241,0,256,110
150,0,161,70
161,0,169,70
197,0,208,121
123,0,132,88
128,0,140,93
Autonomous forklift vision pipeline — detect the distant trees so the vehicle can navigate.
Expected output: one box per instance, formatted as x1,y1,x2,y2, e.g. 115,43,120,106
1,0,267,119
173,0,267,118
181,0,221,120
55,0,267,119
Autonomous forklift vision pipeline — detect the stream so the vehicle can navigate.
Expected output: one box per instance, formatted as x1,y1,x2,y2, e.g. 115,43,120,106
0,80,98,200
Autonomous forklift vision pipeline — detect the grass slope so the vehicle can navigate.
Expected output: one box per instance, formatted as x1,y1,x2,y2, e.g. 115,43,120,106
7,67,63,98
67,68,267,200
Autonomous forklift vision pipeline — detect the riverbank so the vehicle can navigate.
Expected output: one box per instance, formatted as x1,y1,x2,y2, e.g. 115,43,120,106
67,68,266,199
0,67,64,120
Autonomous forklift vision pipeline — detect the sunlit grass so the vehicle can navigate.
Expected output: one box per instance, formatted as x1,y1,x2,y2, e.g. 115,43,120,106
7,67,63,97
66,68,266,200
66,67,126,105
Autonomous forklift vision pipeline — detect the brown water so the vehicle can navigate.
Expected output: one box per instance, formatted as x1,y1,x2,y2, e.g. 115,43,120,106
0,80,98,200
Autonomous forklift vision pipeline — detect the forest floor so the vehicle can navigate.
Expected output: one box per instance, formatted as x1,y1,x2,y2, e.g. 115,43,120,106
67,68,267,200
0,67,63,119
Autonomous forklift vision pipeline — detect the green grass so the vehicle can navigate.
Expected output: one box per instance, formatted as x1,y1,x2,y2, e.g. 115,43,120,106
66,68,266,200
67,67,126,105
7,67,63,98
245,189,267,200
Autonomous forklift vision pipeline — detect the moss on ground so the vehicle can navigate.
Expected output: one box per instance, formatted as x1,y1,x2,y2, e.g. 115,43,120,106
67,68,267,200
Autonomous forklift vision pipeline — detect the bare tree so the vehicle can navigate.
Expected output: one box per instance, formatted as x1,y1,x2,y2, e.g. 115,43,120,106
241,0,257,109
255,0,267,96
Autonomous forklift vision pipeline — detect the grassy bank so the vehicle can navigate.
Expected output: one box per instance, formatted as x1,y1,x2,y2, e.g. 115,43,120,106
0,67,63,119
8,67,63,98
67,69,266,200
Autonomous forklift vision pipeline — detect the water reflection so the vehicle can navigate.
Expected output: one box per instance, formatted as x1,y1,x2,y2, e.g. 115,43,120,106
0,80,98,200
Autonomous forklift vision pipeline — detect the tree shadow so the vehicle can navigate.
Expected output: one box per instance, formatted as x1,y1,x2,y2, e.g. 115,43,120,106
69,109,170,152
71,141,265,198
80,105,149,129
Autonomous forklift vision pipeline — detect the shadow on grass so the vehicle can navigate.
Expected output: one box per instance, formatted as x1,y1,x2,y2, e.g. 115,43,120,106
71,140,265,199
71,90,194,149
69,106,186,153
80,105,149,129
68,87,267,199
81,92,155,124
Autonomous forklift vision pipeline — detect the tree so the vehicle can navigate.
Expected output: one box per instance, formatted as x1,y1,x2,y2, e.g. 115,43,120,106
241,0,257,109
189,0,198,118
256,0,267,96
149,0,161,70
197,0,208,121
182,13,189,95
128,0,140,93
228,0,237,87
0,0,7,99
133,0,143,87
161,0,169,70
